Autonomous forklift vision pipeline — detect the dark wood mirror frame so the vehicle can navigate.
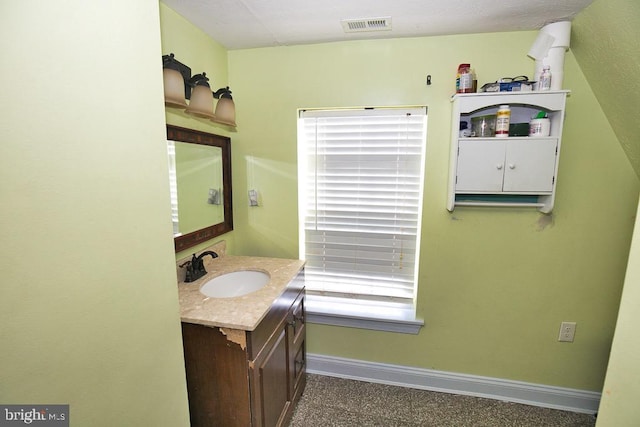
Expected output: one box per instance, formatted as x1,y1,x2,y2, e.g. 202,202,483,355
167,124,233,252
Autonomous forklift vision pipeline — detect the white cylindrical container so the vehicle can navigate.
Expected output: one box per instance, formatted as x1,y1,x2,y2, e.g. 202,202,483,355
531,21,571,90
529,118,551,136
495,105,511,138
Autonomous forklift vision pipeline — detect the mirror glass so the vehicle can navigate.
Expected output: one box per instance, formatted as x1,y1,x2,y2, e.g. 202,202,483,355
167,125,233,252
170,142,223,235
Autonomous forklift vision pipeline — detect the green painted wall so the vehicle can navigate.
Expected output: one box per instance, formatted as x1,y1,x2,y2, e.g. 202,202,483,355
572,0,640,178
597,202,640,425
228,33,640,391
0,1,189,425
573,1,640,422
159,3,236,258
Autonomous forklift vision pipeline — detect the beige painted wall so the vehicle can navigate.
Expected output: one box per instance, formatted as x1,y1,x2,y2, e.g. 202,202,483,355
228,33,640,391
0,1,189,425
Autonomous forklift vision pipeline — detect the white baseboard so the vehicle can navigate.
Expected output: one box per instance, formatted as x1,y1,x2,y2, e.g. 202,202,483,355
306,353,600,414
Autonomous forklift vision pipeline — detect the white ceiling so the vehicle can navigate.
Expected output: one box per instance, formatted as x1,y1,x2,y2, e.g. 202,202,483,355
161,0,594,50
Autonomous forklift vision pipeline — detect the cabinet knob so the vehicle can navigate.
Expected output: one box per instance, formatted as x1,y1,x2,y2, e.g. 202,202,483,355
288,315,304,327
509,164,515,169
496,164,503,170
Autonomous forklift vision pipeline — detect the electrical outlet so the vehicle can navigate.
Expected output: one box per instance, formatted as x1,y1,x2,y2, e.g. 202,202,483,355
558,321,576,342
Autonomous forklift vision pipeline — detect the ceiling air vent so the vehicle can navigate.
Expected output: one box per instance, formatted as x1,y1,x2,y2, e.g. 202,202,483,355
341,17,392,33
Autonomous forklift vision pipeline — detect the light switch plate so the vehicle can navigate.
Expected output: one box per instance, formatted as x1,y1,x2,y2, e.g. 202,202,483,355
207,188,220,205
248,189,259,206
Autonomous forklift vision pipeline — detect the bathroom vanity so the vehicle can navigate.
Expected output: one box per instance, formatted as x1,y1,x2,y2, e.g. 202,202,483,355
177,252,306,427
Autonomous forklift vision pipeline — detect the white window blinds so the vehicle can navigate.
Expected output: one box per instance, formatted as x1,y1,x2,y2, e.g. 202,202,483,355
298,107,427,304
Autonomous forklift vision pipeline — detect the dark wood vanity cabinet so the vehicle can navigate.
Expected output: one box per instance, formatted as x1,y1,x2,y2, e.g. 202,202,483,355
181,273,306,427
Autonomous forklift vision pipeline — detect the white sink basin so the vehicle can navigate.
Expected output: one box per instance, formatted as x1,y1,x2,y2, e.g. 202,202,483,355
200,270,270,298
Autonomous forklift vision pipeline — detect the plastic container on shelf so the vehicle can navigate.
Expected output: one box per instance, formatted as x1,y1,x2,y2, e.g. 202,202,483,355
529,118,551,136
459,121,472,137
495,105,511,138
456,64,474,93
470,67,478,93
538,66,552,91
471,114,496,137
509,123,530,136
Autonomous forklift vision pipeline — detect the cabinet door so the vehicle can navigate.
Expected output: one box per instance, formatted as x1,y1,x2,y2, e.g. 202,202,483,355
288,293,306,401
251,326,289,427
456,139,506,192
503,139,557,193
181,324,253,427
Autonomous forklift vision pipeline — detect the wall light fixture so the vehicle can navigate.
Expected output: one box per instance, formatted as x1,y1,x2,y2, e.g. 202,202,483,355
162,53,236,127
212,87,236,126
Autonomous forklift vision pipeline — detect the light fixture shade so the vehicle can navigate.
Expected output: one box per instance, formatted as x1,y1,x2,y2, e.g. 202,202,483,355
185,84,215,119
163,68,188,108
213,97,236,126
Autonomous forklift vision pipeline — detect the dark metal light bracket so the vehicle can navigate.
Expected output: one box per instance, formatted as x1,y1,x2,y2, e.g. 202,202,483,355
162,53,192,100
213,86,233,100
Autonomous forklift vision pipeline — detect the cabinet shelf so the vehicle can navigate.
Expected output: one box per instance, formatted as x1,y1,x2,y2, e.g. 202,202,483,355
447,91,569,213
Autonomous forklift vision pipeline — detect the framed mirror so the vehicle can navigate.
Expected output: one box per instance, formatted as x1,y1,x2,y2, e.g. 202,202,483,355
167,125,233,252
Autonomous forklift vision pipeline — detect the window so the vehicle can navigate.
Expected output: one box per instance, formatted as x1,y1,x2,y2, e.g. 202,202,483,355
167,140,180,235
298,107,426,333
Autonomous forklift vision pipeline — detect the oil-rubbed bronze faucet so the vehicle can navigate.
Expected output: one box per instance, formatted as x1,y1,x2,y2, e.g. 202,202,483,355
180,251,218,282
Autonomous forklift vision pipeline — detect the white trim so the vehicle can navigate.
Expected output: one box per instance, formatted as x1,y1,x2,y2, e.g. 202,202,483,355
306,354,600,414
306,296,424,334
307,311,424,334
300,106,426,118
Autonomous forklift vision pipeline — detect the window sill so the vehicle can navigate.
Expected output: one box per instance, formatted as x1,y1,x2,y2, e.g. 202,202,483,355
305,295,424,334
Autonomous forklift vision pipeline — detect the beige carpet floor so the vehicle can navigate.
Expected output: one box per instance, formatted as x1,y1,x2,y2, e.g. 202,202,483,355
289,374,597,427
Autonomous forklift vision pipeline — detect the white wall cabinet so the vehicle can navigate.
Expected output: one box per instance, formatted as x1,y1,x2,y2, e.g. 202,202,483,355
447,91,569,213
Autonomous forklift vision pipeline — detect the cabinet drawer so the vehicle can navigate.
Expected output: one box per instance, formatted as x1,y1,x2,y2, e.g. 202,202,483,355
292,329,306,389
290,291,305,340
289,291,306,410
290,292,305,386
